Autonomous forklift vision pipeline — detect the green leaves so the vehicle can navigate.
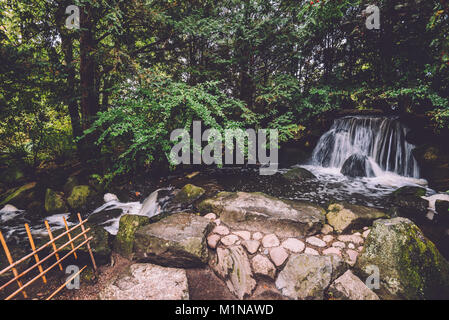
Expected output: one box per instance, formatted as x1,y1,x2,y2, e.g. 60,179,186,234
85,69,252,178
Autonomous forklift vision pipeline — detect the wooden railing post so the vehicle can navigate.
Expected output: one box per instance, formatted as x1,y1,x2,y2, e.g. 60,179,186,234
63,216,77,260
0,231,27,299
44,220,63,271
77,213,97,271
24,224,47,284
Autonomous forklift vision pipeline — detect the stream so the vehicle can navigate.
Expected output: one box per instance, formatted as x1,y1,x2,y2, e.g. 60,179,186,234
1,116,448,258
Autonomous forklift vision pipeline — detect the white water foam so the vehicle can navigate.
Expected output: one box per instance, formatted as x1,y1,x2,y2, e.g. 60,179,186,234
312,116,420,178
300,164,431,207
89,188,169,235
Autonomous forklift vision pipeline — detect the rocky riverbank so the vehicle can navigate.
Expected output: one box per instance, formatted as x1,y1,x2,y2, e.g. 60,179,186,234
60,188,449,300
2,162,449,300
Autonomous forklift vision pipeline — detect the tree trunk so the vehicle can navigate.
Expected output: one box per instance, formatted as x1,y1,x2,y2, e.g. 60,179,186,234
80,5,99,130
61,33,82,141
79,4,100,160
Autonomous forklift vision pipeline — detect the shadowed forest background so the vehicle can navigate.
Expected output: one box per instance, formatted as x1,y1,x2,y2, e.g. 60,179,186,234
2,0,449,301
1,0,449,186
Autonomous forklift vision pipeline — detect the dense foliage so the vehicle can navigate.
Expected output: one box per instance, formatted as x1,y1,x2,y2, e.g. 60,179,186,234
1,0,448,178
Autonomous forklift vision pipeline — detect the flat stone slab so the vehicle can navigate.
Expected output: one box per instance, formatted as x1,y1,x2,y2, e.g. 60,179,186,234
281,238,305,253
99,263,189,300
275,254,347,300
328,270,379,300
252,254,276,279
133,212,214,268
198,192,325,237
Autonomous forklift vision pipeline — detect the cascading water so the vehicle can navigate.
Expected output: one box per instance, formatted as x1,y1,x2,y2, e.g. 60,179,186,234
311,116,420,178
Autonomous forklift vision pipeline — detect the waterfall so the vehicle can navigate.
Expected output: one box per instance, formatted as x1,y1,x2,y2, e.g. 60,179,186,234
312,116,420,178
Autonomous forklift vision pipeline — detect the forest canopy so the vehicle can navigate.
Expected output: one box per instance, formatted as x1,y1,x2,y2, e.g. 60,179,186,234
1,0,448,179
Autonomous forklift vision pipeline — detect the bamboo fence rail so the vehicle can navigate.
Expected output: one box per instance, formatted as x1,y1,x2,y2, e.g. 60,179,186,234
0,213,97,300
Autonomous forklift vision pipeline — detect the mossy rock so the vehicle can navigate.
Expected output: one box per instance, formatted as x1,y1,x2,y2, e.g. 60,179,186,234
355,217,449,300
390,186,429,219
196,191,232,213
172,184,205,205
133,212,213,268
326,202,388,233
67,185,95,210
44,188,68,215
282,167,316,181
113,215,150,259
0,182,37,207
391,186,427,198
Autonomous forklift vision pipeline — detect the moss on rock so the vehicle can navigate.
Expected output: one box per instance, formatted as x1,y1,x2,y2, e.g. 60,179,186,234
67,185,95,209
113,215,150,259
44,188,68,214
197,191,233,213
326,202,388,233
172,184,205,205
390,186,429,218
133,212,213,268
392,186,427,198
355,217,449,300
282,167,316,181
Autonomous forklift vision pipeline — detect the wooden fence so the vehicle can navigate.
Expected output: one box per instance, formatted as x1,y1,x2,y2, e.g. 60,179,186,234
0,213,97,300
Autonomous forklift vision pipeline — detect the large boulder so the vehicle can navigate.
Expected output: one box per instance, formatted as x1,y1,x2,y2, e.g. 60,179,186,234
133,212,213,268
163,184,206,214
326,202,388,233
327,270,379,300
275,253,347,300
282,167,316,181
198,192,325,237
113,215,150,259
355,217,449,300
389,186,429,219
67,185,95,210
172,184,205,205
210,245,256,299
44,189,68,215
99,263,189,300
340,154,374,178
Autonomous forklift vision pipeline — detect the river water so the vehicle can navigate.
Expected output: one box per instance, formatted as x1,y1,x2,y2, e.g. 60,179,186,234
1,116,448,257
